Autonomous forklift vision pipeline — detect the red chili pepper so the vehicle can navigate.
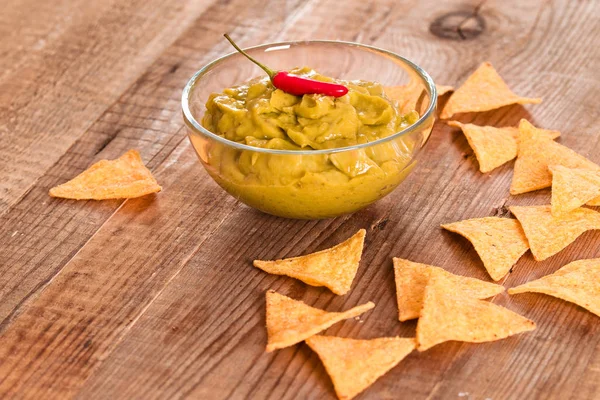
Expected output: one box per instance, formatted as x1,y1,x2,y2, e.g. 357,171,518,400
272,71,348,97
224,34,349,98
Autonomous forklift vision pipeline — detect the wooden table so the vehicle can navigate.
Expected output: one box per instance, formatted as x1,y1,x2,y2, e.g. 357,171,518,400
1,0,599,398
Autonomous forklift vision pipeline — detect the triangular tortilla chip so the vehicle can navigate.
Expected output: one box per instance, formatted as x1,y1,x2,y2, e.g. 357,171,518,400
385,83,451,115
436,85,454,96
508,258,600,317
517,119,562,142
49,149,161,200
393,258,504,321
511,120,598,194
306,335,415,400
588,197,600,207
448,122,518,173
440,62,541,119
510,205,600,261
441,217,529,281
416,270,535,351
550,165,600,216
448,121,560,173
254,229,365,295
385,80,425,115
265,291,374,352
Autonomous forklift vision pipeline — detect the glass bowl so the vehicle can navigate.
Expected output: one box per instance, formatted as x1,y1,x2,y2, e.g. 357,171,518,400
182,40,436,219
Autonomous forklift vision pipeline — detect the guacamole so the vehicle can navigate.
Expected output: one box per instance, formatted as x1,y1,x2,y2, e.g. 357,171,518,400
192,67,425,219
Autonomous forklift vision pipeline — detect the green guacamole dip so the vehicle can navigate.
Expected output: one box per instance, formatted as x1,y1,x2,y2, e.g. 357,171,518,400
194,67,421,219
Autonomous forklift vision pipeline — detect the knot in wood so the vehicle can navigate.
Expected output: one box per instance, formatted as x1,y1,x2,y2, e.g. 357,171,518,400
429,10,486,40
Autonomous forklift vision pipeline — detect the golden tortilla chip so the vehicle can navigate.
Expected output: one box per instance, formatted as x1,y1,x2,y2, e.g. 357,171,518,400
393,258,504,321
508,258,600,317
448,121,560,173
440,62,541,119
306,335,415,400
441,217,529,281
265,290,374,352
385,80,424,115
588,197,600,207
517,119,562,141
436,85,454,96
49,149,161,200
510,205,600,261
511,120,598,195
416,270,535,351
254,229,365,295
512,123,561,144
385,82,451,115
448,121,518,173
550,165,600,216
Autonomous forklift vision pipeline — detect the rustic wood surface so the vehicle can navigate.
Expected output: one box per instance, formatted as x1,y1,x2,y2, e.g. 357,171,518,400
1,0,599,398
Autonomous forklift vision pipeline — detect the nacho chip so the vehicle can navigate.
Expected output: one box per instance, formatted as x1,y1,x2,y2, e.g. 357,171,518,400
49,149,161,200
436,85,454,96
416,270,535,351
384,80,425,115
508,258,600,317
254,229,365,295
440,62,541,119
550,165,600,216
393,258,504,321
447,121,560,173
517,119,562,142
448,121,518,173
265,291,374,352
510,205,600,261
385,82,451,115
588,197,600,207
306,335,415,400
511,120,598,195
441,217,529,281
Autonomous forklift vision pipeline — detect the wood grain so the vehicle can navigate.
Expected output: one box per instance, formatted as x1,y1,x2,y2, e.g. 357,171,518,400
0,0,214,214
1,0,599,399
0,0,306,328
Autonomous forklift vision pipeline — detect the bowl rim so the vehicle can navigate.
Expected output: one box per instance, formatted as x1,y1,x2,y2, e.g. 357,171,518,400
182,39,437,155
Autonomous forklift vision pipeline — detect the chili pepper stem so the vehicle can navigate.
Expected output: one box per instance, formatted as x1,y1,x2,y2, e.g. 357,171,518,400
223,34,276,79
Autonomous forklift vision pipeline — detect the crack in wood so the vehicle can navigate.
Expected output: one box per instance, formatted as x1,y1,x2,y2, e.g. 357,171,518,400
94,130,119,155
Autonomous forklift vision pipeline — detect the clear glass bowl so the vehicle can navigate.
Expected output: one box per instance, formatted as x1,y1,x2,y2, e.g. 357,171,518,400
182,40,436,219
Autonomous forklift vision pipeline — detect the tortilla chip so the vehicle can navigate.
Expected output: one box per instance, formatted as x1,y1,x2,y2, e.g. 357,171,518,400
517,119,562,141
49,149,161,200
508,258,600,317
436,85,454,96
440,62,541,119
393,258,504,321
385,82,450,115
550,166,600,216
416,270,535,351
265,290,374,352
448,121,518,173
441,217,529,281
254,229,365,295
588,197,600,207
448,121,560,173
511,120,598,195
510,205,600,261
385,80,425,115
306,335,415,400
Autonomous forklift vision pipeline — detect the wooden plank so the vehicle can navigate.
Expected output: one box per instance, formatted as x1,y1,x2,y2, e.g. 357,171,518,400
75,0,600,399
0,139,240,398
0,0,216,214
0,22,206,329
